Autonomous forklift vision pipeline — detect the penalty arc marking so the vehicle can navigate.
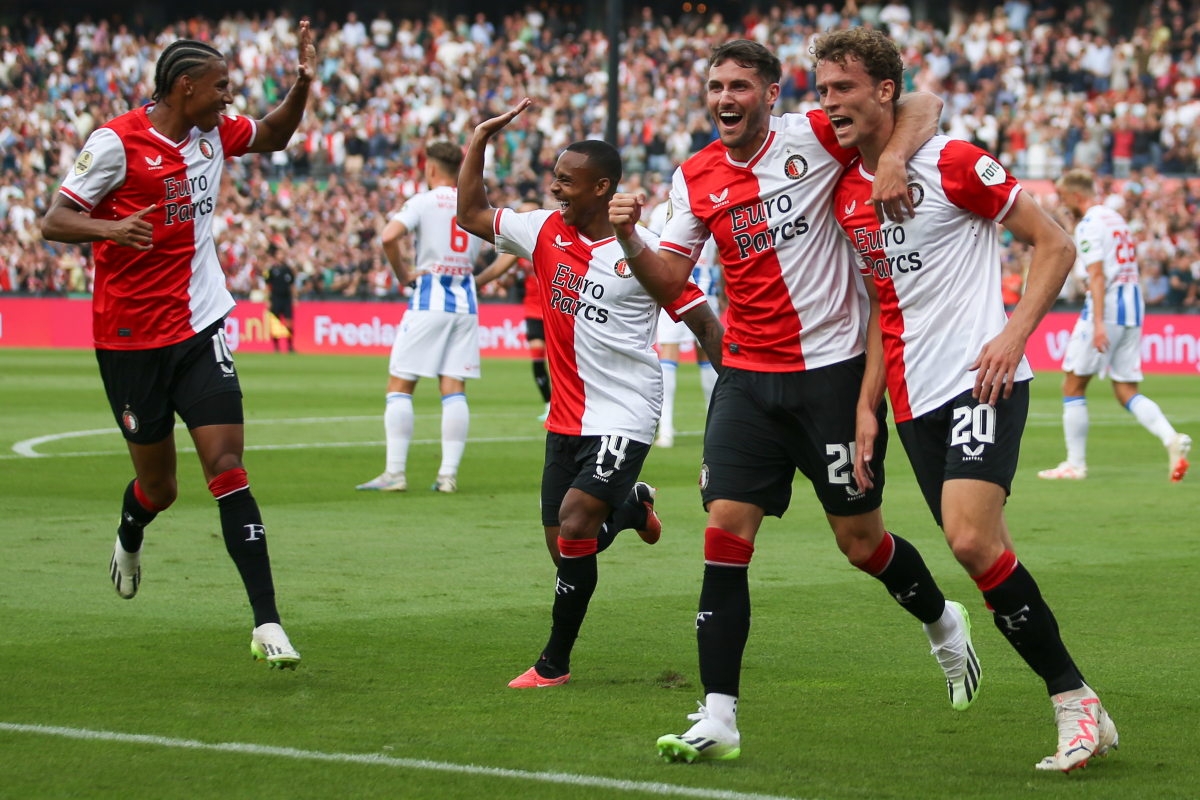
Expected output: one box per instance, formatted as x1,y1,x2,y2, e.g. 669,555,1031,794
0,722,808,800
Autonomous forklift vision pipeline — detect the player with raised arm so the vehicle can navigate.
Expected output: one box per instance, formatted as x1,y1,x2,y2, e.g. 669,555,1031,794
610,39,973,763
1038,170,1191,483
458,99,724,689
40,29,318,668
644,198,721,448
356,141,514,494
819,28,1117,772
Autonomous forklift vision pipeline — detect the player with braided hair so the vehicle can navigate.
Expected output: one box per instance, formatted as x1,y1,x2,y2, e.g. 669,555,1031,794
40,22,318,668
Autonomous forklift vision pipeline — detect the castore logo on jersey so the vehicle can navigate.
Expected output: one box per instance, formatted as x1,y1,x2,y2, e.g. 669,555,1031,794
709,188,730,208
553,234,573,249
144,155,163,170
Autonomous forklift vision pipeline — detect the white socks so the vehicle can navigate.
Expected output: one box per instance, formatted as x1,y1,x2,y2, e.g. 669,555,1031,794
705,692,738,730
384,392,414,475
439,392,469,477
699,360,718,408
923,601,961,647
1126,393,1177,447
659,360,677,437
1063,396,1089,468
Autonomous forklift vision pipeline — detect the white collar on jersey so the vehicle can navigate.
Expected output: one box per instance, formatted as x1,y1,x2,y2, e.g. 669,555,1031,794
141,105,189,149
724,116,778,169
857,162,876,183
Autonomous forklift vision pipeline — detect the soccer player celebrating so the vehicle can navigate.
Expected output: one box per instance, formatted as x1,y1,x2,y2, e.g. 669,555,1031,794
40,29,318,668
1038,170,1191,483
644,198,721,448
457,99,724,689
819,29,1118,771
356,141,507,494
610,40,973,763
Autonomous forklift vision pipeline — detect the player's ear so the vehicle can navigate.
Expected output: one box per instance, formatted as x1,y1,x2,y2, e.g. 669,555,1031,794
879,79,896,106
766,81,781,111
595,177,611,197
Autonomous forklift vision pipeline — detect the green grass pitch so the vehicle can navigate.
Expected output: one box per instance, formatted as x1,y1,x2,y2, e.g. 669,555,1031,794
1,348,1197,800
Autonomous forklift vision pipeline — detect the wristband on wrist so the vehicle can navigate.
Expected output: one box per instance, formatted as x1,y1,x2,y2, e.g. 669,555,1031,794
618,231,646,259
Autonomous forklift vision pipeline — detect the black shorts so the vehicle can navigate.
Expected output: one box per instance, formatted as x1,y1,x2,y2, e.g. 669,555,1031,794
95,319,244,445
525,317,545,343
540,432,651,527
700,356,887,518
270,297,293,320
895,381,1030,528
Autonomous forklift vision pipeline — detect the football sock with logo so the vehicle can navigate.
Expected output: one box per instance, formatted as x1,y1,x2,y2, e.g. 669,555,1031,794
659,360,677,437
384,392,414,475
698,528,753,697
439,393,469,477
974,551,1083,696
1062,396,1088,468
535,537,599,678
596,491,651,553
699,359,718,407
209,468,280,628
117,479,170,553
531,347,551,402
1126,393,1177,446
854,532,947,624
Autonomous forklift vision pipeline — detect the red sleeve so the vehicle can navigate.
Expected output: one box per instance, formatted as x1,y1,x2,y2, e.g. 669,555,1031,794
807,110,858,167
218,114,258,158
937,140,1022,222
663,281,706,322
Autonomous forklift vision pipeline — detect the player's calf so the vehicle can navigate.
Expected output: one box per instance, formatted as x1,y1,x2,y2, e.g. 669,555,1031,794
209,467,280,629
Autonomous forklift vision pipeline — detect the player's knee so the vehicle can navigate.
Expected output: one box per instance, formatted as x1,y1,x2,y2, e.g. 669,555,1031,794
557,511,599,541
207,453,244,480
139,475,178,508
836,529,879,564
945,528,995,573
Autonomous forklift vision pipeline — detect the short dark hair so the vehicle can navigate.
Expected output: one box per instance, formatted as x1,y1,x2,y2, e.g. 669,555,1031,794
425,141,464,174
564,140,622,189
812,28,904,104
152,39,224,102
708,39,782,87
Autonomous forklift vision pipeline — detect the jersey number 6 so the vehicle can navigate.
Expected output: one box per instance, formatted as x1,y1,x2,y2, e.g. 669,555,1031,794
450,216,469,253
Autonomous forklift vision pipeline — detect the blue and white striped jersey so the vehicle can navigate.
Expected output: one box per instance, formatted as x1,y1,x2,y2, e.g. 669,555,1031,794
1075,204,1143,327
392,185,483,314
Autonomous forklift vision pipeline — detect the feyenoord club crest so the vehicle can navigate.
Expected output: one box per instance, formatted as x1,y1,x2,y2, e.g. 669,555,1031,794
907,182,925,208
614,258,633,278
784,154,808,181
199,139,214,159
699,462,710,489
122,409,139,433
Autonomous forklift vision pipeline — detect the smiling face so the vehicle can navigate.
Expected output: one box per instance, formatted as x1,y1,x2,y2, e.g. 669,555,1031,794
706,59,779,157
550,151,610,228
816,56,895,152
181,59,234,132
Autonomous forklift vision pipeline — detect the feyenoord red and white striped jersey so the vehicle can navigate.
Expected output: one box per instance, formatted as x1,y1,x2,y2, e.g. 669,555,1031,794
832,136,1033,423
659,111,864,372
494,208,705,444
59,106,257,349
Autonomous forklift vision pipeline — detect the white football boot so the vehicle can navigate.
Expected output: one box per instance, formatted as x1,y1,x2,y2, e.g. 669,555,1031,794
1037,462,1087,480
251,623,301,670
654,430,675,449
926,601,981,711
432,474,458,493
1168,433,1191,483
1035,685,1118,772
109,536,141,600
656,702,741,763
356,471,407,491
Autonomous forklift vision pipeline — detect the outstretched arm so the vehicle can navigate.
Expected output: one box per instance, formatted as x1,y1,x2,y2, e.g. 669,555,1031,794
680,302,725,373
458,99,532,243
609,193,698,306
249,20,315,153
871,92,944,222
970,192,1075,404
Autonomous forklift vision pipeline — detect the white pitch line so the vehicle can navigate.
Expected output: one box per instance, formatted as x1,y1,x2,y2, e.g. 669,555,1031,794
0,722,804,800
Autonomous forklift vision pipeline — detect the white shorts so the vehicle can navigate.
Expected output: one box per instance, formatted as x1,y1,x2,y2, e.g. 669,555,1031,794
1061,318,1143,382
388,309,481,381
657,296,719,346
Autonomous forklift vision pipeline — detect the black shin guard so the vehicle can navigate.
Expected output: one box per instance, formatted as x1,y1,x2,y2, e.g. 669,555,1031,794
537,553,598,676
217,488,280,627
697,564,751,697
875,534,947,625
983,563,1084,695
532,360,551,402
118,480,158,552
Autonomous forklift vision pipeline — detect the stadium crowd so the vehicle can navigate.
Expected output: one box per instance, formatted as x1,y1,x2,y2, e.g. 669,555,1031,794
1,1,1198,310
